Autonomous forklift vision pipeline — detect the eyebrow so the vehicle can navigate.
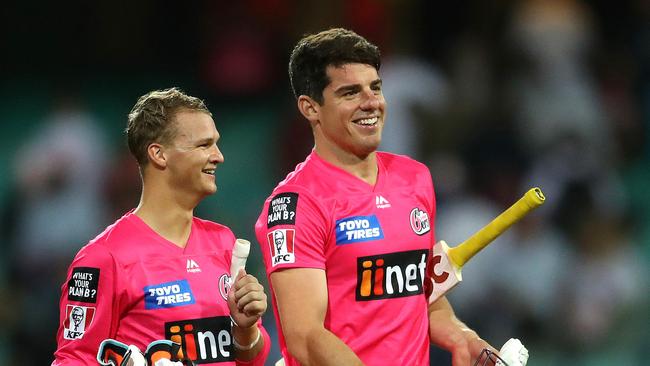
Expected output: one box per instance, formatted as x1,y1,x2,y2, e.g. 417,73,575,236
333,78,383,95
334,84,361,96
195,136,217,145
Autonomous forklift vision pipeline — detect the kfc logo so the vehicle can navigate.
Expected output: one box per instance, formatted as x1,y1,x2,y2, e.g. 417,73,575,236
267,229,295,266
63,305,95,340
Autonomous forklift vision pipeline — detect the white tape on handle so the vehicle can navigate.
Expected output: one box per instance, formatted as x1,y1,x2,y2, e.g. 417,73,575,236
230,239,251,285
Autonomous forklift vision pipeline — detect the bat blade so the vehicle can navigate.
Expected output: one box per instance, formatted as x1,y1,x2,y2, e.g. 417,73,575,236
427,188,545,304
428,240,463,303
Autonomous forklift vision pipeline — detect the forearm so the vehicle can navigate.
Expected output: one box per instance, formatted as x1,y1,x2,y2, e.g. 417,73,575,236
291,327,364,366
428,296,478,350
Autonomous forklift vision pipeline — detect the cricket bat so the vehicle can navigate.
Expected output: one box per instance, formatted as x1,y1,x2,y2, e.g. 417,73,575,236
230,239,251,285
427,187,545,303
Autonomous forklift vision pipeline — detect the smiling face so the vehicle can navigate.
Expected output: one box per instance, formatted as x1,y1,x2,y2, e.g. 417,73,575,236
304,63,385,161
164,109,224,198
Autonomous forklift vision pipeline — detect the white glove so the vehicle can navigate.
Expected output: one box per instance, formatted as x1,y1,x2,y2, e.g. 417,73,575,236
126,345,146,366
153,359,184,366
496,338,529,366
112,344,183,366
97,339,146,366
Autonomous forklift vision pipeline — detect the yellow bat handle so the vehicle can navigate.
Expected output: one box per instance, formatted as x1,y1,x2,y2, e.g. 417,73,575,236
448,187,545,267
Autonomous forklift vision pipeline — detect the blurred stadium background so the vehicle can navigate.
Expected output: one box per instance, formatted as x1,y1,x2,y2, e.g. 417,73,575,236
1,0,648,365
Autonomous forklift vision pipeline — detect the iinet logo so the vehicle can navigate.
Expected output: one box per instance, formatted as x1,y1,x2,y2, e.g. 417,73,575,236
165,316,234,363
356,249,428,301
186,259,201,273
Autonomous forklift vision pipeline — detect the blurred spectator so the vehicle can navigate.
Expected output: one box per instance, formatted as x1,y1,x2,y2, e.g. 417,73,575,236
554,183,647,349
11,94,108,268
6,94,109,364
508,0,611,158
379,54,448,158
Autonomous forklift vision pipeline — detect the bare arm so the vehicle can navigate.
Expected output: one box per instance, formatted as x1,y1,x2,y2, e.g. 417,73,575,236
271,268,364,366
428,296,497,366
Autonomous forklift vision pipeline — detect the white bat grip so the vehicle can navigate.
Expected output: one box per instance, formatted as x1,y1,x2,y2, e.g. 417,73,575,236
230,239,251,284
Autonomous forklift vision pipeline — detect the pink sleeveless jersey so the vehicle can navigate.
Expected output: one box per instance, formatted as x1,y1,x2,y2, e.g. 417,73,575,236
52,212,270,365
255,151,435,366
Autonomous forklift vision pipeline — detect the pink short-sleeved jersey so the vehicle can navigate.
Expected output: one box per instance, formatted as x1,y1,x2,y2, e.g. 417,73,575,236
52,212,270,366
255,151,435,366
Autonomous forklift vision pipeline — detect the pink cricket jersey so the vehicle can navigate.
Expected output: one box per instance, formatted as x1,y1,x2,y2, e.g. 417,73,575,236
255,151,435,366
52,212,270,366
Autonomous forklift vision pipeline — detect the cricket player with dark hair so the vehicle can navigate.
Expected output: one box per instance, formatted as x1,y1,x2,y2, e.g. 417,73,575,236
254,28,499,365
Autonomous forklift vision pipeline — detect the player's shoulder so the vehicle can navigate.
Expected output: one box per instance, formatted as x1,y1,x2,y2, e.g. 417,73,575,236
256,157,330,232
377,151,432,185
270,153,329,200
74,212,135,262
276,154,320,189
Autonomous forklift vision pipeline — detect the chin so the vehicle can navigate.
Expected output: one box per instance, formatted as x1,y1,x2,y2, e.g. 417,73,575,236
203,185,217,195
358,140,381,155
352,147,379,159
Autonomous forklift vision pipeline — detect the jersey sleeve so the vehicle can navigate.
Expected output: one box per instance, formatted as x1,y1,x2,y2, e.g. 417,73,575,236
52,243,120,366
254,187,329,274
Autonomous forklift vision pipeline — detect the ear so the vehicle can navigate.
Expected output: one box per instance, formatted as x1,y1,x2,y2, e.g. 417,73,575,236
146,143,167,169
297,95,320,125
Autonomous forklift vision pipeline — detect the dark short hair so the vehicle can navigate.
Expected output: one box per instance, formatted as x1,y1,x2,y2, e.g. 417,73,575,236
289,28,381,104
126,87,211,167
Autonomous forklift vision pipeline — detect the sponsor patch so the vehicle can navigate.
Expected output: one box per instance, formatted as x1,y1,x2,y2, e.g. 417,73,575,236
67,267,100,303
144,280,195,310
409,208,431,235
166,316,234,363
356,249,428,301
267,229,295,266
63,304,96,340
267,192,298,228
336,215,384,245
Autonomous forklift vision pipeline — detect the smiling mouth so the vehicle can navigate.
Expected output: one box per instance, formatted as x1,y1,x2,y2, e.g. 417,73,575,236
353,116,379,126
202,169,215,175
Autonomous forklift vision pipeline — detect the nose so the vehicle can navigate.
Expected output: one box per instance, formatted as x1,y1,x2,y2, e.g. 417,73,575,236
360,89,382,111
209,144,225,164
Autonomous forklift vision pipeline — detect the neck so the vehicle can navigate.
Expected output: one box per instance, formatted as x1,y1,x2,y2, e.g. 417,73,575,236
134,183,198,248
314,144,378,186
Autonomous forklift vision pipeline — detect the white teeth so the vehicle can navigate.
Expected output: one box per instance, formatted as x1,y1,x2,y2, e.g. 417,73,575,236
355,117,378,125
203,170,215,174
